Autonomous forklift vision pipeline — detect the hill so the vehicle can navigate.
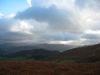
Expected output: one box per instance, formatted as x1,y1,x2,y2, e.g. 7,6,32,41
0,43,76,54
59,44,100,62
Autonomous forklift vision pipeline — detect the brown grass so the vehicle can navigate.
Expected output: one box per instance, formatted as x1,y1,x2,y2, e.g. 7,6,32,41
0,61,99,75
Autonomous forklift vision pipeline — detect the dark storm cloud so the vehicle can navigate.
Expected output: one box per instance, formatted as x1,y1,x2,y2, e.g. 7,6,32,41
82,32,100,40
0,18,13,31
15,5,80,32
41,32,81,41
76,0,100,10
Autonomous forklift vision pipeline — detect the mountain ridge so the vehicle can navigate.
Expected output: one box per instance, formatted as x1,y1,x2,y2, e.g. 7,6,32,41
0,43,100,62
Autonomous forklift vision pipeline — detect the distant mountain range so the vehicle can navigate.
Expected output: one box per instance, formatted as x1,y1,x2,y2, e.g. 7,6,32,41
0,43,76,54
0,43,100,62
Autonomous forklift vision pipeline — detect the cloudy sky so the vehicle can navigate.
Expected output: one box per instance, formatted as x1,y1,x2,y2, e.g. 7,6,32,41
0,0,100,46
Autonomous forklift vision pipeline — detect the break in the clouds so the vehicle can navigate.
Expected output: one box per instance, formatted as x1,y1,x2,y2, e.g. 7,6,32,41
0,0,100,46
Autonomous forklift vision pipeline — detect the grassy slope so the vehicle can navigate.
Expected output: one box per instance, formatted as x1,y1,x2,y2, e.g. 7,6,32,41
59,44,100,62
0,61,99,75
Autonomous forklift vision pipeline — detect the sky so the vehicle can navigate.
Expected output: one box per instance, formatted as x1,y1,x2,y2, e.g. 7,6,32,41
0,0,100,46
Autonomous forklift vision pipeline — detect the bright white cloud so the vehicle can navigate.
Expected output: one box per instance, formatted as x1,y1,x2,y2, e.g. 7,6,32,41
0,13,4,18
48,40,74,45
84,30,100,35
27,0,32,7
48,38,87,46
31,0,75,9
10,20,34,34
0,13,4,16
7,13,16,18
